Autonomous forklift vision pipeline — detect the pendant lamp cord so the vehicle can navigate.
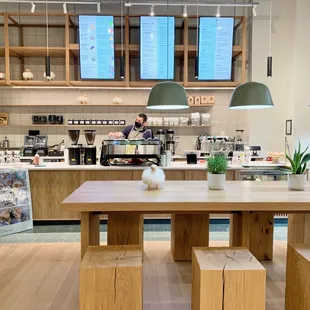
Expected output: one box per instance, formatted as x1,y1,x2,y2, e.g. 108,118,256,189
46,0,49,57
121,0,124,57
269,0,272,56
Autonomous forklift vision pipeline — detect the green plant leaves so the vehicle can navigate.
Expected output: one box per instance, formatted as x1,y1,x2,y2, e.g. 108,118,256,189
207,155,228,174
285,142,310,174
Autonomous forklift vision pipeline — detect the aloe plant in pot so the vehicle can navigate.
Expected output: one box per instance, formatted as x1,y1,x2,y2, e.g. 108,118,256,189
279,142,310,191
206,154,228,190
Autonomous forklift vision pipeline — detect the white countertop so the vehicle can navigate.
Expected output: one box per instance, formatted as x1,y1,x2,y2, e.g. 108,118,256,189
0,161,287,171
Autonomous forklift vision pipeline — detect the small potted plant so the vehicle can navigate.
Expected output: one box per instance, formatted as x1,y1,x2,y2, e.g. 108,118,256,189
206,154,228,190
279,142,310,191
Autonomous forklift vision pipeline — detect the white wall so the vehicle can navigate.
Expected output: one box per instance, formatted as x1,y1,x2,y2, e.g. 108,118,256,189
291,0,310,150
249,0,297,156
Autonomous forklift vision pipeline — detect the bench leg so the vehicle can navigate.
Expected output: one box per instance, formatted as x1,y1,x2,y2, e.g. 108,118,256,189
288,214,310,244
230,211,274,261
171,214,209,261
108,213,143,248
80,212,100,260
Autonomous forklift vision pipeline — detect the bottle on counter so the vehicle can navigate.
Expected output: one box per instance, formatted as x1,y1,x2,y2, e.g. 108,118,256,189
166,150,172,167
160,152,167,167
3,136,9,148
34,153,40,166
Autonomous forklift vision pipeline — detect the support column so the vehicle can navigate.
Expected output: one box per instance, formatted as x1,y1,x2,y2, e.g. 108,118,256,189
288,214,310,244
171,214,209,261
107,213,143,249
230,211,274,261
80,212,100,260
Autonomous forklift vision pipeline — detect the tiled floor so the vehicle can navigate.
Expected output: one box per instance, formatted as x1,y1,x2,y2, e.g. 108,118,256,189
0,222,288,243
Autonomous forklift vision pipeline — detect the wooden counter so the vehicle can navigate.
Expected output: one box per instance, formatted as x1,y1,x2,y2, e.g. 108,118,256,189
29,169,237,220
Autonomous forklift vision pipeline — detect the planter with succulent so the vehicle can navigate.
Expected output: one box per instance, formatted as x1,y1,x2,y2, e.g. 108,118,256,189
278,142,310,191
206,154,228,190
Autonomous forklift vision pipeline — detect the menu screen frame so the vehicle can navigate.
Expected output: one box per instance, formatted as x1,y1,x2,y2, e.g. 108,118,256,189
78,15,115,80
140,16,175,80
198,17,234,81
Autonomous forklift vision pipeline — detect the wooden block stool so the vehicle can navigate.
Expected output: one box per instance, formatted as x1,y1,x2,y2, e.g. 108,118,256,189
192,247,266,310
286,244,310,310
80,245,142,310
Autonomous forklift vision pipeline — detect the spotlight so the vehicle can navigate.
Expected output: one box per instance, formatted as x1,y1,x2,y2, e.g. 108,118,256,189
150,5,155,16
31,2,35,13
253,6,257,17
63,3,67,14
97,3,100,13
216,6,220,18
182,5,188,18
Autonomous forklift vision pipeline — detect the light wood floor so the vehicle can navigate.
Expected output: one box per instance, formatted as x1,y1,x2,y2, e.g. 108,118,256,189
0,241,286,310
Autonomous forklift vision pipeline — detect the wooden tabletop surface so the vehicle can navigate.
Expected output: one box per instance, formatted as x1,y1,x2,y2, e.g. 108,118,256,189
60,181,310,213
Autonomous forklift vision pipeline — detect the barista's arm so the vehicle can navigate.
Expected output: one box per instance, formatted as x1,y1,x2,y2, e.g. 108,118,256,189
108,125,133,139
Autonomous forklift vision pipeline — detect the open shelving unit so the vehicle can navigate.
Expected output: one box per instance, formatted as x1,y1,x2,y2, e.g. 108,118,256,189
6,124,212,128
0,12,247,89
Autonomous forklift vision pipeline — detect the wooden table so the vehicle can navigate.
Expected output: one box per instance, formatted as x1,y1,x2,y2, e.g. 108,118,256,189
61,181,310,261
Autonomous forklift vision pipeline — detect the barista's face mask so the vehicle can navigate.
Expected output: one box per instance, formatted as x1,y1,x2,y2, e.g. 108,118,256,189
135,121,143,128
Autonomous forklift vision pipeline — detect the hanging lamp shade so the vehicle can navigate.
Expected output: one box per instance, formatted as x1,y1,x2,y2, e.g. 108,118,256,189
146,82,189,110
229,81,274,110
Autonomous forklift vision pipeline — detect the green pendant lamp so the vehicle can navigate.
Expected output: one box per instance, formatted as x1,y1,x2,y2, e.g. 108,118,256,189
146,81,189,110
229,81,274,110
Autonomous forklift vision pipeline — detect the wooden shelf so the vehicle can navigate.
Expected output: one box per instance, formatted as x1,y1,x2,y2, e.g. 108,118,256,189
0,80,7,86
186,81,240,88
10,46,66,58
0,47,4,57
9,124,212,128
10,80,68,86
70,80,126,87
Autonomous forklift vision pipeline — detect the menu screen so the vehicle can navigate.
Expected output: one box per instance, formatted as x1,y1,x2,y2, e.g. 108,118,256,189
140,16,175,80
79,15,115,79
198,17,234,80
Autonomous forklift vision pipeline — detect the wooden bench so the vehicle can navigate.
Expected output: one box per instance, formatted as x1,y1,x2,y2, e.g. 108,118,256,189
286,244,310,310
80,245,142,310
192,247,266,310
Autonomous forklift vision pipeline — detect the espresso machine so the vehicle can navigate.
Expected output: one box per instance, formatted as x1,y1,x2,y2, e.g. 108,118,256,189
84,130,96,165
23,136,36,156
68,130,81,165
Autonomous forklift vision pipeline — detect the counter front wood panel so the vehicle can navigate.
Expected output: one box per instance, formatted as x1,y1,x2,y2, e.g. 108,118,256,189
30,169,238,220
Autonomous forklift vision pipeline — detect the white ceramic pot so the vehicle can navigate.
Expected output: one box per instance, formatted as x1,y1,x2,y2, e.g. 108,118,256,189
207,173,226,190
288,174,307,191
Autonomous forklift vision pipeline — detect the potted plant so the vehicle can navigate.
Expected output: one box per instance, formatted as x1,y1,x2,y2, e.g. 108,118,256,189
279,142,310,191
206,154,228,190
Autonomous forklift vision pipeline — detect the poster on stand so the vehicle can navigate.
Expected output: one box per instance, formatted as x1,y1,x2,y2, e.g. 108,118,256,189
0,168,33,237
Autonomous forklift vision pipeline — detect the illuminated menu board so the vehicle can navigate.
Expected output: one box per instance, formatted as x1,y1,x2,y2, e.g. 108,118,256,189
140,16,175,80
79,15,115,79
198,17,234,80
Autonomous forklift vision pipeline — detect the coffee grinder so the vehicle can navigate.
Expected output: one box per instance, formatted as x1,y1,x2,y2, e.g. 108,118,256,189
68,130,81,165
84,130,96,165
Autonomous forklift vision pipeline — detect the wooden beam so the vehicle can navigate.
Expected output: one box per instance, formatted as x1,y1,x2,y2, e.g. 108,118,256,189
125,15,130,87
8,15,19,25
241,16,247,83
69,17,76,28
65,14,70,85
234,19,243,31
4,13,10,83
19,26,25,78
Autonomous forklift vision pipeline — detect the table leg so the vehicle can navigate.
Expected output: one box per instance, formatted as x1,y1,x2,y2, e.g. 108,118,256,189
171,214,209,261
80,212,100,260
230,211,274,261
107,213,143,248
288,214,310,244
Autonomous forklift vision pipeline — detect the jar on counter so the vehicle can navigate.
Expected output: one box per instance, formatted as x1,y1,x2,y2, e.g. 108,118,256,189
102,119,108,125
73,119,79,125
79,119,85,125
68,119,73,125
96,120,102,125
85,119,91,125
107,120,113,125
91,119,97,125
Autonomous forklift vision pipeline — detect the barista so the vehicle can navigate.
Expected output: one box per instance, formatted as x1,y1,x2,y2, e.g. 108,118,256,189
108,113,153,140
